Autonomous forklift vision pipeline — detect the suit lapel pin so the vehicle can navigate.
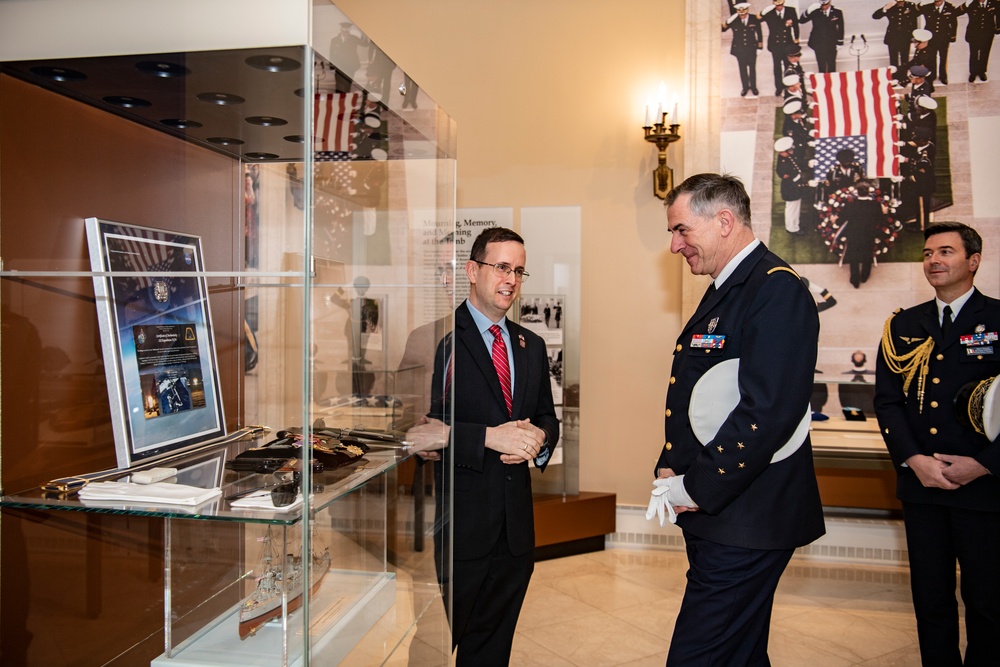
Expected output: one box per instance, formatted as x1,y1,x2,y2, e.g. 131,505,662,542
518,334,526,348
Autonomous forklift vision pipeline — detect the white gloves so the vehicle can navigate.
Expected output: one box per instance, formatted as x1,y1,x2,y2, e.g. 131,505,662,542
646,476,694,526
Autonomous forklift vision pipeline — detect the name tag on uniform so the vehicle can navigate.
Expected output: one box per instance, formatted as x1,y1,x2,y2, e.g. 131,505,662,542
966,346,994,356
691,334,726,349
961,332,998,346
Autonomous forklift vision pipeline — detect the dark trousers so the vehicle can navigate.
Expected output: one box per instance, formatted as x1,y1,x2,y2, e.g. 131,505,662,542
666,532,794,666
849,259,872,288
451,524,534,667
735,52,758,92
770,50,788,91
931,41,950,82
814,45,837,72
902,502,1000,667
970,39,994,77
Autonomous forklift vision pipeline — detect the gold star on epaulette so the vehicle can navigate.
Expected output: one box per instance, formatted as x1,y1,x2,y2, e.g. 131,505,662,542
718,468,726,474
751,424,758,431
717,445,724,452
737,442,745,449
738,462,746,469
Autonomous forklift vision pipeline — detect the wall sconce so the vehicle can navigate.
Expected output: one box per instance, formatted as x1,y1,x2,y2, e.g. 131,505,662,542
643,90,681,199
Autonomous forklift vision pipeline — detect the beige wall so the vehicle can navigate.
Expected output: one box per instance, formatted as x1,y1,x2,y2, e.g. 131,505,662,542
337,0,689,504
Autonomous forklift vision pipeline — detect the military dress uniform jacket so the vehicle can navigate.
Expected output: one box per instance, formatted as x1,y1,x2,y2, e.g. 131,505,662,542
873,2,920,48
761,5,800,53
921,2,959,44
654,243,825,550
429,301,559,561
724,15,764,56
959,0,1000,44
874,289,1000,510
800,6,845,50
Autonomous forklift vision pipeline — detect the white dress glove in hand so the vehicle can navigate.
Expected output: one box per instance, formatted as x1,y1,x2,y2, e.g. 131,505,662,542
645,477,683,526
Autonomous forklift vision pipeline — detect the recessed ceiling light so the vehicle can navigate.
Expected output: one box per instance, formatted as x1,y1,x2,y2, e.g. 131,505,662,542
245,55,301,73
207,137,245,146
104,96,152,108
161,119,203,129
30,66,87,82
246,116,287,127
196,92,245,105
136,61,190,78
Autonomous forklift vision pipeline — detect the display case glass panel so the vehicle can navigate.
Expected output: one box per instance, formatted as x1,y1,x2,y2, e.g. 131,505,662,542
0,2,455,664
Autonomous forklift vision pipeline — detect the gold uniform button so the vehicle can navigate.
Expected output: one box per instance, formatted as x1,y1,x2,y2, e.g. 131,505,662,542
936,354,944,361
676,344,683,352
930,427,938,435
665,442,672,451
930,401,939,408
670,376,676,385
932,377,940,384
665,409,672,417
978,355,984,360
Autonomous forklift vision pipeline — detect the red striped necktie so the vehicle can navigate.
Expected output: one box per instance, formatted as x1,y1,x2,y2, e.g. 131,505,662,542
489,324,513,416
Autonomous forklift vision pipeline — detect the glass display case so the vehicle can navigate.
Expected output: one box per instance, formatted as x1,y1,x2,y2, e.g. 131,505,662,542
0,2,456,664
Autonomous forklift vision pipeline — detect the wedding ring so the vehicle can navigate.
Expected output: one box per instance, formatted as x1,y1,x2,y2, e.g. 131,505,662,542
523,443,528,452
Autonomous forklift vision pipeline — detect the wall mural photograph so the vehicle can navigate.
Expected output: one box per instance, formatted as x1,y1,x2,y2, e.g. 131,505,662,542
718,0,1000,414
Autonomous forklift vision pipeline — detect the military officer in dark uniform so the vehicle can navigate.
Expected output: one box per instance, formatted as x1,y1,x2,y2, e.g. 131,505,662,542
957,0,1000,82
724,2,764,96
775,136,809,234
759,0,800,96
900,126,936,230
648,173,824,666
825,148,864,192
784,44,807,83
873,0,920,84
833,180,883,288
875,221,1000,666
800,0,845,73
906,64,934,106
905,29,937,90
920,0,959,84
781,99,813,164
903,94,938,143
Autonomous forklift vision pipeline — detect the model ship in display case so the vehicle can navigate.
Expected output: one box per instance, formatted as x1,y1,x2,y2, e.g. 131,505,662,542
239,526,332,640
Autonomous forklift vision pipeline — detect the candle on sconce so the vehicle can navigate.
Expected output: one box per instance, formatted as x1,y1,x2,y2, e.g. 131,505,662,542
672,97,679,124
645,104,651,127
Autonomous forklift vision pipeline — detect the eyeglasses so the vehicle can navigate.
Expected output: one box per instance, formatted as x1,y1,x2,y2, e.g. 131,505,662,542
473,260,530,281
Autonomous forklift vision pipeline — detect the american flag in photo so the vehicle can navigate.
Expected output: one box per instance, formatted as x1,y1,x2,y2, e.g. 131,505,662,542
814,135,867,182
806,68,899,178
313,92,363,158
111,230,180,289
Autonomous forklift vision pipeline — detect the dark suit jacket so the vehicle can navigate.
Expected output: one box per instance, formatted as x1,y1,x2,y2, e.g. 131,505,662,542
801,6,845,49
874,289,1000,510
723,15,763,56
958,0,1000,43
654,243,825,550
429,300,559,561
761,5,800,52
921,2,959,44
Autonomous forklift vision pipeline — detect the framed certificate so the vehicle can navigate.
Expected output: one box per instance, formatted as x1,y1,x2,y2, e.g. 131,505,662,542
86,218,226,469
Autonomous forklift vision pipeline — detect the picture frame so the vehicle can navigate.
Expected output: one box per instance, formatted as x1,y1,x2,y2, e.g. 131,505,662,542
85,218,226,469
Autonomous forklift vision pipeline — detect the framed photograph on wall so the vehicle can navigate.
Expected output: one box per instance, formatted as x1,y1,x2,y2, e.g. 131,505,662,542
86,218,226,469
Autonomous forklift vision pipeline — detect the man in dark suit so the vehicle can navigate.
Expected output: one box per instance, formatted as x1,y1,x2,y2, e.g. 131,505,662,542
874,222,1000,666
834,180,883,288
800,0,844,72
759,0,800,96
723,3,763,96
873,0,920,84
957,0,1000,82
648,173,825,665
416,226,559,666
920,0,959,84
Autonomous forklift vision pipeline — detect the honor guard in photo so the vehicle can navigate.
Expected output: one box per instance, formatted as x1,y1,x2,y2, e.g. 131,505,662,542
758,0,800,96
904,28,937,91
920,0,959,85
799,0,845,73
775,136,809,234
723,2,764,97
957,0,1000,82
873,0,920,84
